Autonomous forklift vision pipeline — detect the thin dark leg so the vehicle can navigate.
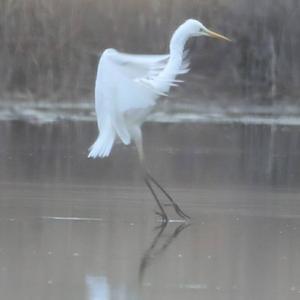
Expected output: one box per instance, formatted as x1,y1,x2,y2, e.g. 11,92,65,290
146,172,190,220
144,176,168,223
133,129,188,222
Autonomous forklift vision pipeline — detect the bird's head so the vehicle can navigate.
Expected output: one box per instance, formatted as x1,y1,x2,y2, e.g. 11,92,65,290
181,19,231,42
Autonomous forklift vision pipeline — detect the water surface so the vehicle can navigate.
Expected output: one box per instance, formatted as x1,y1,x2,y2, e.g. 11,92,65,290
0,120,300,300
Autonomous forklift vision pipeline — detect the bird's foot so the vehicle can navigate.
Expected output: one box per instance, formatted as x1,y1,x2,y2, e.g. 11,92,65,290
155,210,169,224
153,220,168,231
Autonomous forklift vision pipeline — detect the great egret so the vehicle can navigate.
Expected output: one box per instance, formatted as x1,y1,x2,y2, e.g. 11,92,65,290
88,19,231,222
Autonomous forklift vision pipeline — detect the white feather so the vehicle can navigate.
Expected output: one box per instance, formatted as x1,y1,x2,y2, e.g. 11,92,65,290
88,19,208,158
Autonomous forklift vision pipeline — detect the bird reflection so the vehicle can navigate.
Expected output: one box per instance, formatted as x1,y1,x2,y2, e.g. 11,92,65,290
86,276,111,300
85,223,189,300
139,222,190,282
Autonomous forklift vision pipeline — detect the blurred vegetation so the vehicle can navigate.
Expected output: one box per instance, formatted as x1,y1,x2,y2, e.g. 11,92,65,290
0,0,299,103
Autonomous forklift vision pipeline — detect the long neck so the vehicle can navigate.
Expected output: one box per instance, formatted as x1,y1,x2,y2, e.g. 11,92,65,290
155,27,189,92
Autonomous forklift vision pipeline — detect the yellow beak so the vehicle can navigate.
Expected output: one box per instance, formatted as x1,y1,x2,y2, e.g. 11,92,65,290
206,29,232,42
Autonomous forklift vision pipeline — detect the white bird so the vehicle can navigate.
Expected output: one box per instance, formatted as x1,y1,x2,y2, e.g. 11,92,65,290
88,19,231,222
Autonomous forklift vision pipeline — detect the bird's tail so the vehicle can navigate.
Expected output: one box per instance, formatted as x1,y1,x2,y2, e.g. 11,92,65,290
88,129,116,158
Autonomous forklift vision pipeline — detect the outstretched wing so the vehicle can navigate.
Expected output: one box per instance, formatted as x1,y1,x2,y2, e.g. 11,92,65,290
105,50,170,80
108,49,190,96
94,49,169,146
94,48,190,147
134,49,190,96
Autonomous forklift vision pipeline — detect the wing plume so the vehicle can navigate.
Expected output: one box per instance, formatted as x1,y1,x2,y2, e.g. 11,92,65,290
89,48,191,158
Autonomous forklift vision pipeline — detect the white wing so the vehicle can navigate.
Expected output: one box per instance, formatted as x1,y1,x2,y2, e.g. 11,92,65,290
105,50,170,79
90,48,190,157
93,49,169,150
138,49,190,96
102,49,190,96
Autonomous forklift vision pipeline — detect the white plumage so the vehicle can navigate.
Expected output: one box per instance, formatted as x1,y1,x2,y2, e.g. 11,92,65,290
88,19,231,222
88,48,190,158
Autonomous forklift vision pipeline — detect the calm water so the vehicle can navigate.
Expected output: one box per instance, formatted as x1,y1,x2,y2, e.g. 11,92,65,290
1,120,300,300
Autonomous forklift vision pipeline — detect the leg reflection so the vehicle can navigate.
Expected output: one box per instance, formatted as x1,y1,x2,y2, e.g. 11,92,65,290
139,222,190,282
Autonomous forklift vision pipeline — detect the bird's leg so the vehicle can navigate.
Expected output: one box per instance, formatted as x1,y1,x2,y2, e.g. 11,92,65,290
144,176,168,223
134,128,189,221
134,128,168,223
146,172,190,220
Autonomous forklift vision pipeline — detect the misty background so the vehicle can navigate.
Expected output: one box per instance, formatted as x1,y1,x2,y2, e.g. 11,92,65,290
1,3,300,299
0,0,299,105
